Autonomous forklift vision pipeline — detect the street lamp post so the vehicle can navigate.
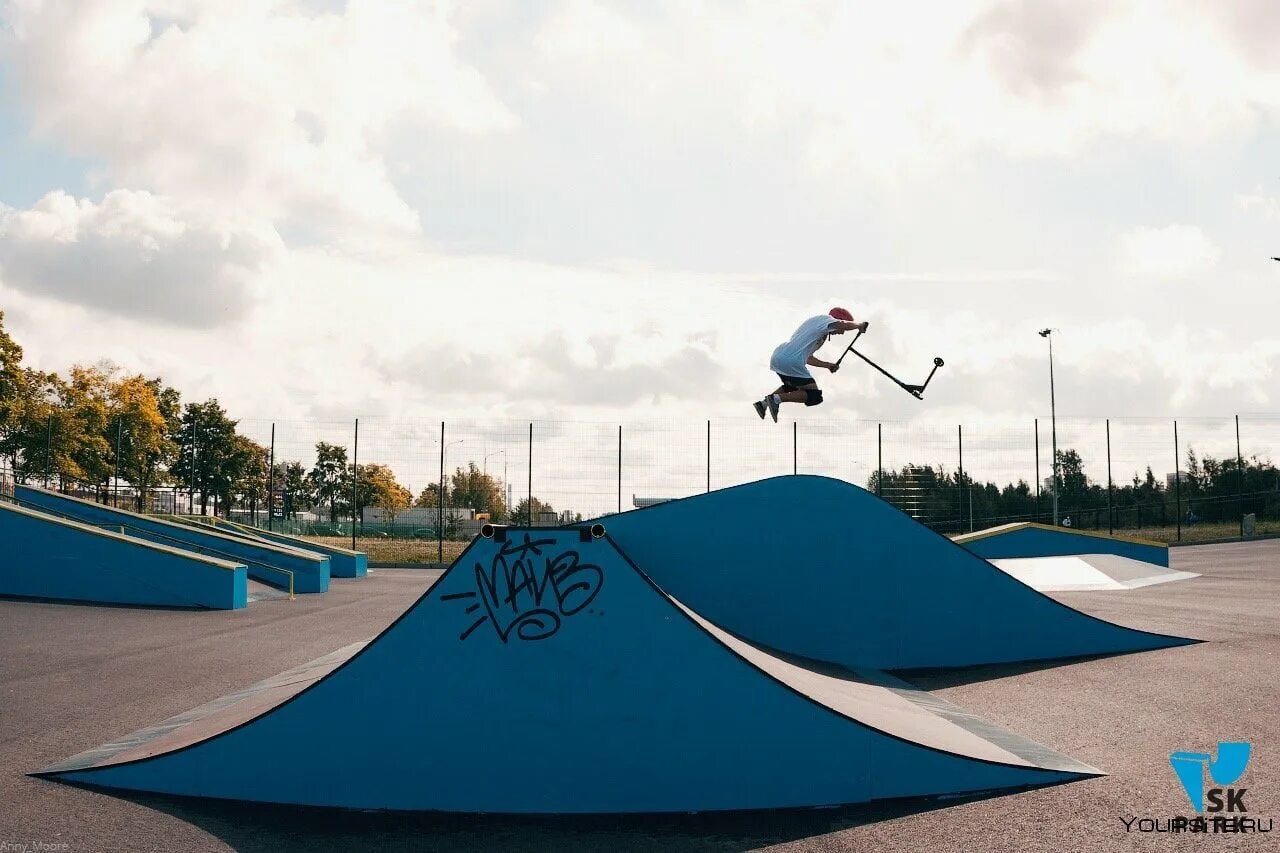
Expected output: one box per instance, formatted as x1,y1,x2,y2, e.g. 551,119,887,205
484,449,506,516
112,420,127,509
1039,329,1059,525
442,440,465,507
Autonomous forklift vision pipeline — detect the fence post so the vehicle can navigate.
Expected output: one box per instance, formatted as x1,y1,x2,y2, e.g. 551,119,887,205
792,421,797,476
876,423,882,498
957,424,965,533
351,418,359,551
528,422,533,526
617,425,622,514
267,424,275,532
113,417,123,509
1236,414,1245,537
188,418,198,514
706,420,711,493
1034,418,1040,524
1106,419,1113,535
438,421,445,564
1174,420,1181,542
44,413,53,487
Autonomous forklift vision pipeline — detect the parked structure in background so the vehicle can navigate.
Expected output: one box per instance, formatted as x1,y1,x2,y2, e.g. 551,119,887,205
632,496,674,508
362,506,475,528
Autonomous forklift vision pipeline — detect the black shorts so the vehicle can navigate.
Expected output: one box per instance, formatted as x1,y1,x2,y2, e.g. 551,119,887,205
776,373,817,389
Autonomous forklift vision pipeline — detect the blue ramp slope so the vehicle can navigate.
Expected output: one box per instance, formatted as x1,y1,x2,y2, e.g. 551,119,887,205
0,502,246,609
15,486,329,593
202,518,367,578
35,529,1094,813
601,477,1193,670
955,522,1169,567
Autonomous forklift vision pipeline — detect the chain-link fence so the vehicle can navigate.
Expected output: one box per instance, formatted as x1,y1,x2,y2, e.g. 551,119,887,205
13,414,1280,564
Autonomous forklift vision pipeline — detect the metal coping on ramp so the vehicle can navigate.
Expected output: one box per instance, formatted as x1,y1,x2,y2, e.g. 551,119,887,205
954,522,1166,549
34,526,1098,813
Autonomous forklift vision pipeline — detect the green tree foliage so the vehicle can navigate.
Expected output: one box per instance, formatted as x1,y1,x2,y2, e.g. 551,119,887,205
46,365,114,487
283,461,312,516
109,373,179,506
414,483,440,509
510,496,554,524
230,435,270,517
447,462,507,519
308,442,350,522
0,312,40,475
356,462,412,523
170,399,242,515
867,445,1279,532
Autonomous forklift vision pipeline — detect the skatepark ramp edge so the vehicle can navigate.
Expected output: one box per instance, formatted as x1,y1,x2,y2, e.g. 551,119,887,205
34,525,1100,813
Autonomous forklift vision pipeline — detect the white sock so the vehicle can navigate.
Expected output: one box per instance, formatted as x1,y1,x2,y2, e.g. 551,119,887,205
770,394,781,405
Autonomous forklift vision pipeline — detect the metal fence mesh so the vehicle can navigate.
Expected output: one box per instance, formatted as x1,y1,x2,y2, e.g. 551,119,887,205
13,413,1280,563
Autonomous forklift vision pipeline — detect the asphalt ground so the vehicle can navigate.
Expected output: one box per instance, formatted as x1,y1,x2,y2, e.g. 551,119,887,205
1,541,1276,852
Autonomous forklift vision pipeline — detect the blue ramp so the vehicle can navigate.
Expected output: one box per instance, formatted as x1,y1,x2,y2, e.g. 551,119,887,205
955,522,1169,567
197,518,367,578
35,528,1095,812
0,502,246,609
15,486,329,594
600,476,1193,670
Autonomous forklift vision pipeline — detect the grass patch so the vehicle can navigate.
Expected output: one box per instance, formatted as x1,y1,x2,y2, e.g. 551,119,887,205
304,536,469,565
1015,520,1280,544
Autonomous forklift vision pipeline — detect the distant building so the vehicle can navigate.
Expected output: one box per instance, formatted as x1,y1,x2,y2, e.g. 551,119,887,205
362,506,475,527
1165,472,1186,490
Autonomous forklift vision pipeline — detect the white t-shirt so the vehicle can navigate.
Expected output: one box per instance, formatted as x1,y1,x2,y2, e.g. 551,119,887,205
770,314,839,379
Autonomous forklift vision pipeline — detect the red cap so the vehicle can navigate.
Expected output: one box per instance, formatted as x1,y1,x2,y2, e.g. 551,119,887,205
829,307,853,321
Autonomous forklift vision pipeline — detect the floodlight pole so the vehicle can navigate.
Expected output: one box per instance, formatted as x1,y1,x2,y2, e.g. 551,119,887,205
1040,329,1060,526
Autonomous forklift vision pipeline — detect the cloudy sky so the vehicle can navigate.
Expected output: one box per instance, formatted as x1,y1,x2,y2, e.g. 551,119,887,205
1,0,1278,447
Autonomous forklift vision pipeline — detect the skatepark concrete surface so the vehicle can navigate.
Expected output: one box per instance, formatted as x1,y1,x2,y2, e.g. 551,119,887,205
2,540,1277,851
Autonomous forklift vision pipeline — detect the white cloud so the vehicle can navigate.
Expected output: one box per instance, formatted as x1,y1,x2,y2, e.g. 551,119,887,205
1237,187,1280,221
526,1,1280,185
1116,224,1221,280
0,0,1278,444
0,189,279,327
1,0,517,239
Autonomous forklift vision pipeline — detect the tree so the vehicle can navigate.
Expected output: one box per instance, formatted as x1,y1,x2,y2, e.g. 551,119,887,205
511,496,554,524
108,373,178,507
229,435,270,519
0,311,35,475
414,483,441,508
170,399,241,515
357,463,412,525
448,462,507,519
282,461,312,517
38,365,114,488
1056,448,1089,507
308,442,350,522
267,460,313,519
